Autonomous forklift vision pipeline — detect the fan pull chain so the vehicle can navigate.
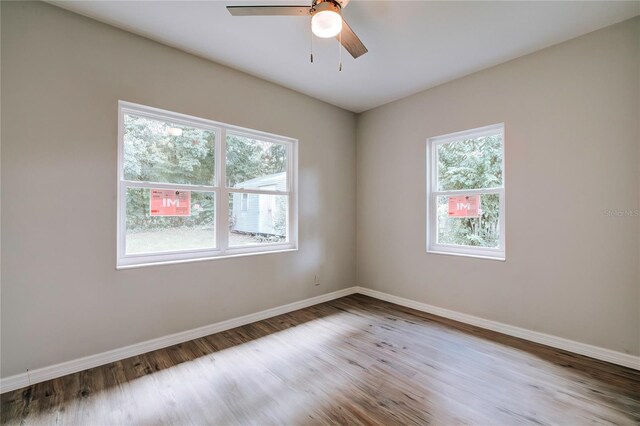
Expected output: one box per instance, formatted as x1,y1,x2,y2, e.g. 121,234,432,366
338,30,343,71
310,18,314,63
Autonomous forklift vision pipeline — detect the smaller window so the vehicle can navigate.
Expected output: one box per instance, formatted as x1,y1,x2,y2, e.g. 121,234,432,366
426,123,505,260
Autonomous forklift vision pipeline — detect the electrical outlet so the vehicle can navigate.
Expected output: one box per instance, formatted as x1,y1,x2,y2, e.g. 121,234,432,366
314,274,321,286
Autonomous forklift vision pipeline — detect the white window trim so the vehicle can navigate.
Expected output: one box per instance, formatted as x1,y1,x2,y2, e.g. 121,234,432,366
426,123,506,261
116,101,298,269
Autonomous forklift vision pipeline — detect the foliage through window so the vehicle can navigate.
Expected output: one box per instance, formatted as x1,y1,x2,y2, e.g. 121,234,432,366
118,102,297,267
427,124,505,259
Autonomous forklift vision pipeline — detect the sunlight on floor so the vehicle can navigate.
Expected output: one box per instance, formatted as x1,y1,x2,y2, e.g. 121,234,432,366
28,311,364,424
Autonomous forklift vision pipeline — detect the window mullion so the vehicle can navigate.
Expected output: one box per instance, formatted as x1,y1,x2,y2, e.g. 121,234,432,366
227,188,290,196
218,128,229,252
432,188,502,197
121,181,217,191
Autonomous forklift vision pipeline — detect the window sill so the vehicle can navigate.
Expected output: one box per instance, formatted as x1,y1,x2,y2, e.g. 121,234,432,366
117,247,298,270
426,249,506,262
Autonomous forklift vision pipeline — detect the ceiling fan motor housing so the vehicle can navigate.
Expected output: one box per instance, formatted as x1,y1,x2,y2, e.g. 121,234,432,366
311,0,342,16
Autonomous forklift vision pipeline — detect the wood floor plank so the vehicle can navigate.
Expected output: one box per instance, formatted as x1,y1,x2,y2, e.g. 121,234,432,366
2,294,639,425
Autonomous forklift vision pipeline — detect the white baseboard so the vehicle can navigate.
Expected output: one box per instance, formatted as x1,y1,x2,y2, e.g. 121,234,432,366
2,285,638,394
0,287,359,393
355,287,640,371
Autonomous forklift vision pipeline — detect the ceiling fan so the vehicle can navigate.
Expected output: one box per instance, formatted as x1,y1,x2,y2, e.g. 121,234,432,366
227,0,368,63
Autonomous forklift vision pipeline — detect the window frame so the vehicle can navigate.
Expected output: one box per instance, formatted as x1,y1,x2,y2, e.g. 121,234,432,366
117,101,298,268
426,123,506,260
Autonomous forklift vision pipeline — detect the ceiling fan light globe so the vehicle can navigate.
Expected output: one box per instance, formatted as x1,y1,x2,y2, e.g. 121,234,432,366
312,10,342,38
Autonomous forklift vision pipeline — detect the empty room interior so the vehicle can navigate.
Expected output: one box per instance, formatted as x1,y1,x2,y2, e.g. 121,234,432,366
1,0,639,424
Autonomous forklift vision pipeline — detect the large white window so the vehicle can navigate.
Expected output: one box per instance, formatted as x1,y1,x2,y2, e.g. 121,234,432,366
427,123,505,260
117,101,297,268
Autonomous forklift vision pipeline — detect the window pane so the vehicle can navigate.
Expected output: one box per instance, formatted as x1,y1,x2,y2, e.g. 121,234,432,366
125,188,216,254
226,134,287,190
437,134,503,191
436,193,500,248
123,114,215,186
228,192,288,247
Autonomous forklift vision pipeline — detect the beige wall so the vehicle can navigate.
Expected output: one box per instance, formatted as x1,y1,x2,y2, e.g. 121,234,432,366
357,18,640,355
0,1,356,377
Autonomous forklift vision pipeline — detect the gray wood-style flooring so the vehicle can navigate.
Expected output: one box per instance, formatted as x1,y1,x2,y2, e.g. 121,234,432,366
2,294,639,425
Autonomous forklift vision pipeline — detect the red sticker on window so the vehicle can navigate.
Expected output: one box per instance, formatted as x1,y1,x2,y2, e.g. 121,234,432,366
150,190,191,216
448,195,481,218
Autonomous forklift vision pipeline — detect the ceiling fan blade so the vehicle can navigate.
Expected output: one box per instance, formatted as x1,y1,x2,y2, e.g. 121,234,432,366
337,19,368,59
227,5,310,16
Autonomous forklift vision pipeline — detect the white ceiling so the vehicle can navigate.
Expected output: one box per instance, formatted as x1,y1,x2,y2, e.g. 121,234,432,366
49,1,639,113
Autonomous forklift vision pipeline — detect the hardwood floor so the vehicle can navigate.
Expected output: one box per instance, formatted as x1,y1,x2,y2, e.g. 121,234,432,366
2,294,639,425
